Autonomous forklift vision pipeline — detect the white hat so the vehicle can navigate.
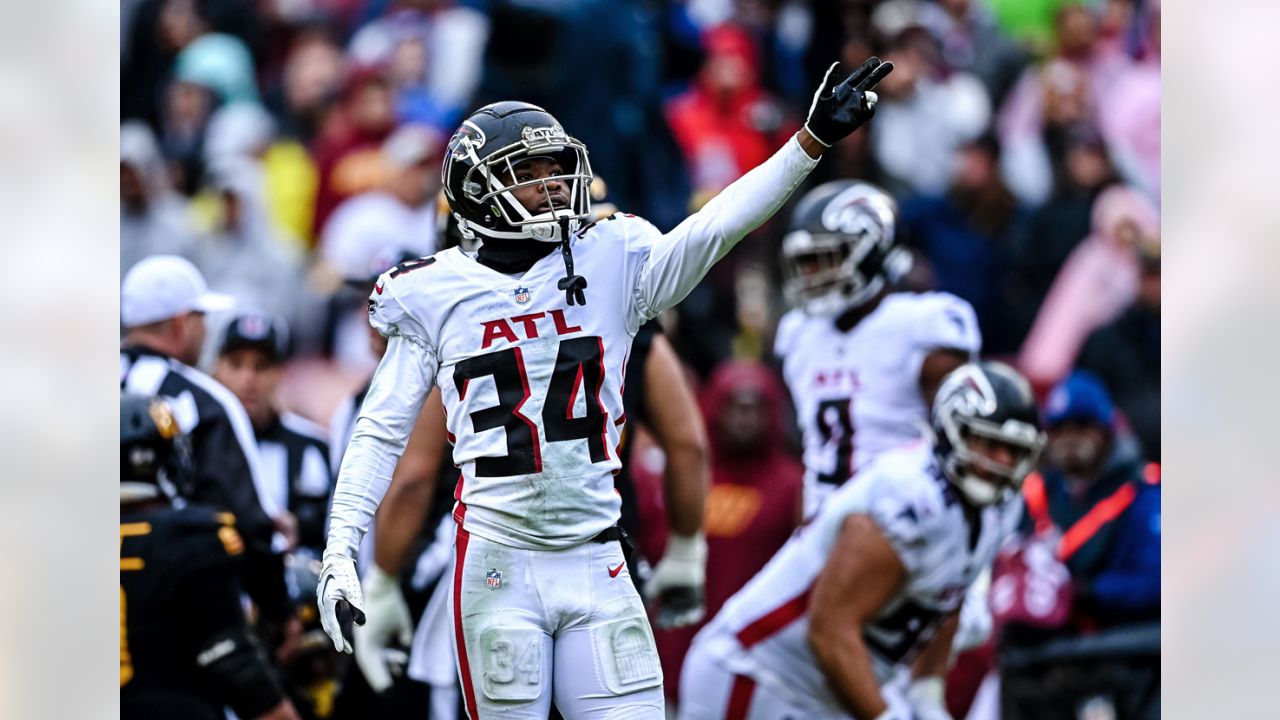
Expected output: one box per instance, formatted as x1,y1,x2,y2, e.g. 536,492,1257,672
122,255,235,327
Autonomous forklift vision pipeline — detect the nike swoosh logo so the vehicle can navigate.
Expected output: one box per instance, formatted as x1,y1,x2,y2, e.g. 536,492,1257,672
375,282,384,295
608,562,625,578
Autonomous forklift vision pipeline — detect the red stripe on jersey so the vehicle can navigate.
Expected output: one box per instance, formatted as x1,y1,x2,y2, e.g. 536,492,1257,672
725,674,757,720
566,364,584,419
453,528,480,719
735,587,812,648
510,346,542,473
452,473,467,526
595,336,611,461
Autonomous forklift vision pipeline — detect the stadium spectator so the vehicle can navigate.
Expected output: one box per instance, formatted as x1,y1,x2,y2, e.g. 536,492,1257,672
189,157,308,347
347,0,489,132
1018,183,1158,391
900,134,1023,353
320,126,441,370
1078,242,1161,460
266,27,347,146
1097,0,1160,202
311,66,398,233
993,371,1160,718
202,101,320,252
1023,371,1161,628
121,121,197,276
918,0,1030,108
1008,124,1117,327
666,24,797,206
996,3,1131,205
870,22,991,197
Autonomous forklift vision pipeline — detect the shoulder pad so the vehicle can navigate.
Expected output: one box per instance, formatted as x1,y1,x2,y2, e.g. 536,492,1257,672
859,449,951,567
368,260,437,348
907,292,981,354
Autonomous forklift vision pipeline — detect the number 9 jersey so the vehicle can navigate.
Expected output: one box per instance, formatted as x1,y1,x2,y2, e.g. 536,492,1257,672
775,292,981,513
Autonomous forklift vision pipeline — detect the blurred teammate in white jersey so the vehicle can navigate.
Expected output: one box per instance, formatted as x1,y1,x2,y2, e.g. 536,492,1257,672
773,180,998,671
680,362,1046,720
774,180,982,515
318,57,896,719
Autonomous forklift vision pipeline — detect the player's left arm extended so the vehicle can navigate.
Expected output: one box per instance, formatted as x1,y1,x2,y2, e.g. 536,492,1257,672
635,58,892,319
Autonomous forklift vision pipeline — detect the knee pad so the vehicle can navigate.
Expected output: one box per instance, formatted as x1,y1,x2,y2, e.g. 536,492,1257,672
592,615,663,695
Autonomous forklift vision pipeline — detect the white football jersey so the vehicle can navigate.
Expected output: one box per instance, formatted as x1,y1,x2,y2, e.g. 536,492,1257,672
692,443,1020,715
327,135,819,558
775,292,980,511
367,228,651,549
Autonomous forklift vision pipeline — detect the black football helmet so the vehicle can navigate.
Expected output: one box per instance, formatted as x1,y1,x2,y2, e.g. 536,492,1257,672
121,393,194,503
780,180,911,315
442,101,593,245
931,362,1046,506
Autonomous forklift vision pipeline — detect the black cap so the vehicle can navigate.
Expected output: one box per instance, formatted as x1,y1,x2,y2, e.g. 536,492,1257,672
220,312,288,362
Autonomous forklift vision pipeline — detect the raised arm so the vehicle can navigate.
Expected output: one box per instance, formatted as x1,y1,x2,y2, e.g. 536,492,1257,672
634,58,893,321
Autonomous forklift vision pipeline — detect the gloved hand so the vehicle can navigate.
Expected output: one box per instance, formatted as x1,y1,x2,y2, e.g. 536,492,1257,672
317,552,365,653
354,565,414,693
953,568,993,652
803,57,895,148
644,533,706,629
906,677,953,720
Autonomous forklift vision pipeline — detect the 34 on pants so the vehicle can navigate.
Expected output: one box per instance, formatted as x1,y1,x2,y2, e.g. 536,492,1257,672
449,527,665,719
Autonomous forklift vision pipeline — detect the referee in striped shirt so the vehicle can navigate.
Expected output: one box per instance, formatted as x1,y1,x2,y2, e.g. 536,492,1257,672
214,313,333,559
120,255,293,627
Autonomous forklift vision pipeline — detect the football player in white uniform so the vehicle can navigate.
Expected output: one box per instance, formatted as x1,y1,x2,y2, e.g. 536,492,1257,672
679,362,1045,720
774,180,982,515
317,58,895,719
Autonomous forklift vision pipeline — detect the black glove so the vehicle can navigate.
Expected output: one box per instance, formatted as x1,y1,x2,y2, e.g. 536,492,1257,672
803,57,895,148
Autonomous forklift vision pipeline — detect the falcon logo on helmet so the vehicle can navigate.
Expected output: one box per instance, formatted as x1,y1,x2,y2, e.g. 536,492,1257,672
781,181,913,316
931,362,1046,507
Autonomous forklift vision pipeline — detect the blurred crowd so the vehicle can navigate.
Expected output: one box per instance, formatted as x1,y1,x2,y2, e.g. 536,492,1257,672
121,0,1160,718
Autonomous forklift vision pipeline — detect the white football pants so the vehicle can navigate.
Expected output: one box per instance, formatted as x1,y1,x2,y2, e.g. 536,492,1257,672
449,527,665,719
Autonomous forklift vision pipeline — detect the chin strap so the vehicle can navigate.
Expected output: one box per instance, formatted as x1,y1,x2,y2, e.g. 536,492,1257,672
556,218,588,305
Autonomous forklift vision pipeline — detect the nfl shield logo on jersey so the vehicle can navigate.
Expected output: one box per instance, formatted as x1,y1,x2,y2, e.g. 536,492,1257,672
485,569,502,590
514,286,531,304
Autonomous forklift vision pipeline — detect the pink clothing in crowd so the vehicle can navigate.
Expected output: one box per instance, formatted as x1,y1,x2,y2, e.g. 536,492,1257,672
1018,185,1159,391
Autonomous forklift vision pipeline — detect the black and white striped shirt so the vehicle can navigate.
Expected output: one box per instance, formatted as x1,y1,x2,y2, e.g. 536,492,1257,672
120,344,292,620
253,412,332,555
